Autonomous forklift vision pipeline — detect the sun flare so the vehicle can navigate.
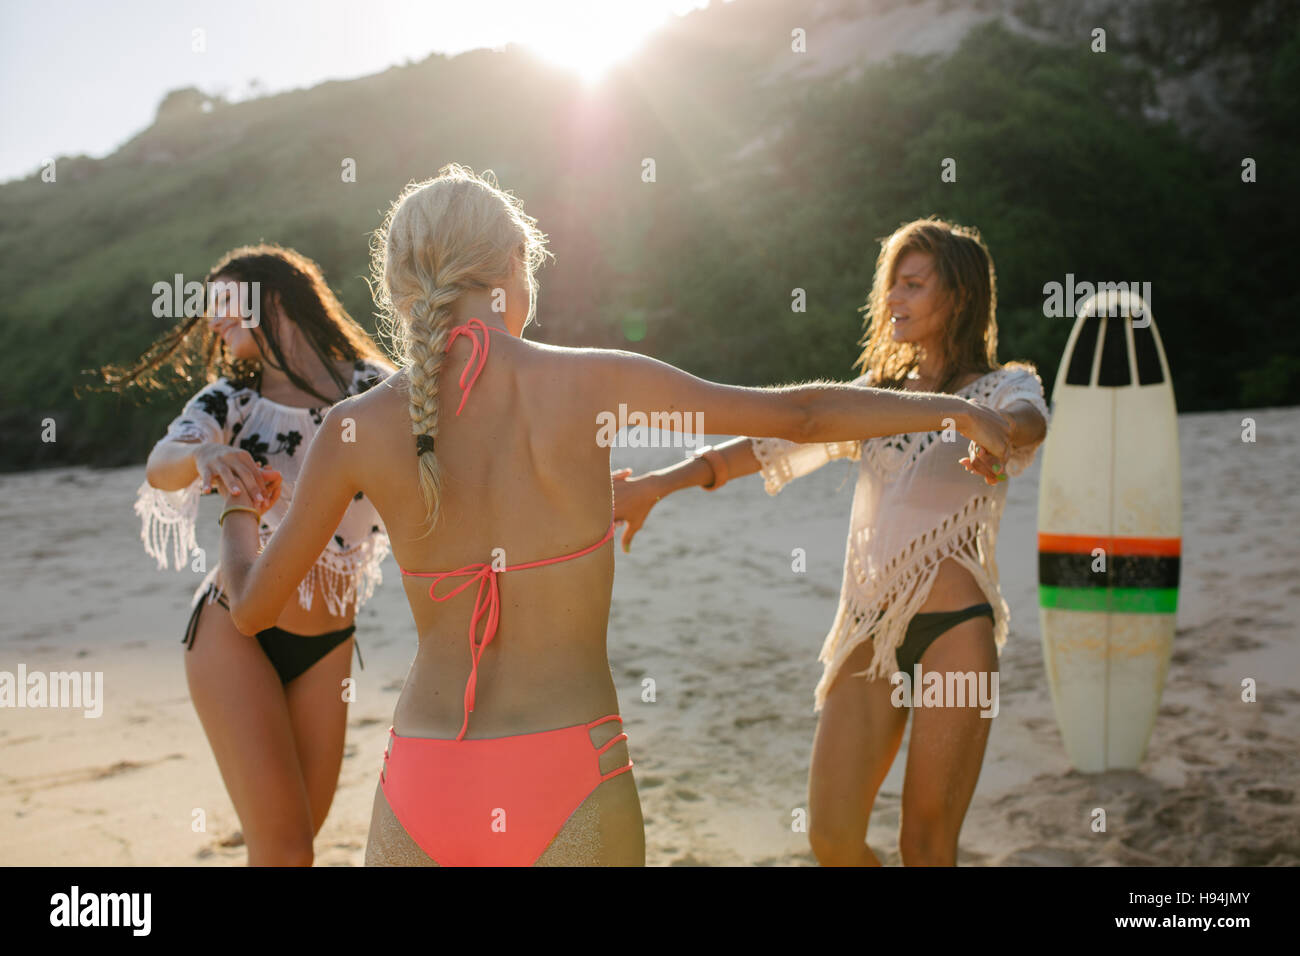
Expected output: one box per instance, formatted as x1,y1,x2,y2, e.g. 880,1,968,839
520,4,672,83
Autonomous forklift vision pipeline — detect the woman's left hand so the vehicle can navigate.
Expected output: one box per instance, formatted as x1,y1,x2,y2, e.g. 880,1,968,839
960,415,1013,485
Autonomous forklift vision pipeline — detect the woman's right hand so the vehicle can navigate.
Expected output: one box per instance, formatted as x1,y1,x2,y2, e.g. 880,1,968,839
954,400,1013,469
194,442,272,508
612,468,665,552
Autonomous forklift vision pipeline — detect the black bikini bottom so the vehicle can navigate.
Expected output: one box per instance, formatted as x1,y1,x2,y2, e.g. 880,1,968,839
894,603,994,676
182,583,363,685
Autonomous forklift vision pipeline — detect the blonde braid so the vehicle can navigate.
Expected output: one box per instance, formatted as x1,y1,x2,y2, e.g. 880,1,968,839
405,285,460,531
369,163,555,533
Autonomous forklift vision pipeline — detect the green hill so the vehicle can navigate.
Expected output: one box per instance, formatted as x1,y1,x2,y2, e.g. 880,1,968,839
1,0,1296,470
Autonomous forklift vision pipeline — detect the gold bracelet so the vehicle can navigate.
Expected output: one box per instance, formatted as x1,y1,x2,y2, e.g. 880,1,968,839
218,505,260,527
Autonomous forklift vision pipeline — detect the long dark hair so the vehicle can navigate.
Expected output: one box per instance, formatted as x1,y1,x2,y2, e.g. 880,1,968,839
98,243,389,400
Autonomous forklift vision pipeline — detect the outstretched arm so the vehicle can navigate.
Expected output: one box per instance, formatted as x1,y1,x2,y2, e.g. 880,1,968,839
218,404,359,634
586,348,997,447
613,437,760,551
592,350,1011,549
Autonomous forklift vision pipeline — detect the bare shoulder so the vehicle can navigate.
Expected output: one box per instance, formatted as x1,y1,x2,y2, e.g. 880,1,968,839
515,337,623,401
344,368,407,413
517,337,609,366
319,369,407,446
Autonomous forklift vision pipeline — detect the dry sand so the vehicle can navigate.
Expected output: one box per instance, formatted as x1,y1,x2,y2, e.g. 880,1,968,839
1,407,1297,865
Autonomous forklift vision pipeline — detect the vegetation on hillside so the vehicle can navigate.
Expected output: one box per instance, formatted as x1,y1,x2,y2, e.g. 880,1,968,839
0,5,1295,470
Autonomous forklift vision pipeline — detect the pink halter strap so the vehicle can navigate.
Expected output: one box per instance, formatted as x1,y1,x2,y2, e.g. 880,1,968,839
444,317,504,416
402,317,616,741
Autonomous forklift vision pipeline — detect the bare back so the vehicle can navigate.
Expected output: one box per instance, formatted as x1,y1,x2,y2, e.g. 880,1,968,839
344,332,618,739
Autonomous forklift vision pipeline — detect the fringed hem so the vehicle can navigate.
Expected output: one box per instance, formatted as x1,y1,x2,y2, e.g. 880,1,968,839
811,494,1010,710
750,437,792,496
137,479,390,616
276,528,391,616
134,480,201,571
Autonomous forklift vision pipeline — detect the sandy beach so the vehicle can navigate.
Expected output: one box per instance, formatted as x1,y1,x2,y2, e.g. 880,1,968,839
1,406,1297,866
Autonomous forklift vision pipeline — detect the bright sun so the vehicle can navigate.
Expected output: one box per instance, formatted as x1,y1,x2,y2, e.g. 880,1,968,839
519,4,675,83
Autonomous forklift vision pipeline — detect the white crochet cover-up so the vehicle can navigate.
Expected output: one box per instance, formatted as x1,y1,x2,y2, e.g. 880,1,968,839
134,360,392,617
751,365,1050,710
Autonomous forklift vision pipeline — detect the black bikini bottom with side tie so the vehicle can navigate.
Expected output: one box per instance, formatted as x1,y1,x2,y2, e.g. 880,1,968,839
182,583,362,685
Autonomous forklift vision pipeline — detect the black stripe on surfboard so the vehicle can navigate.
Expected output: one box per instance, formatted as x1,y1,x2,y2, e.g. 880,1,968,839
1038,552,1181,589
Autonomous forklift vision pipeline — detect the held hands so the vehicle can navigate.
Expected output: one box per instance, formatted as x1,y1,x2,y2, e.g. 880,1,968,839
219,465,283,518
611,467,663,552
196,443,280,512
956,402,1014,485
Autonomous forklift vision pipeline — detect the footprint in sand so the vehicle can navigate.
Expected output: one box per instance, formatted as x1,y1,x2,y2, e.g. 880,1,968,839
999,845,1082,866
197,832,244,857
1245,786,1293,805
93,760,143,780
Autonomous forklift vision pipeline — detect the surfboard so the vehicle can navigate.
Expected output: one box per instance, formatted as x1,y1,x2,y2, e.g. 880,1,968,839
1036,289,1180,772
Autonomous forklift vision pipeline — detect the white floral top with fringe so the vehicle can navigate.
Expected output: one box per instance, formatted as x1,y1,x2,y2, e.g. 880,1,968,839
134,360,392,617
750,365,1050,710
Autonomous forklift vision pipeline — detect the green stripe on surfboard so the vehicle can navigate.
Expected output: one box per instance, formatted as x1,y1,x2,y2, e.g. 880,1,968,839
1038,585,1178,614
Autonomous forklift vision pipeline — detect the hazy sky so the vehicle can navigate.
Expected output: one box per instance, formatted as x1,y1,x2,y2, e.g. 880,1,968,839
0,0,718,184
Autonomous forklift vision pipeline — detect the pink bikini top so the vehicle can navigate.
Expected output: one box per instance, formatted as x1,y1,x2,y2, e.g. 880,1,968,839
399,318,616,741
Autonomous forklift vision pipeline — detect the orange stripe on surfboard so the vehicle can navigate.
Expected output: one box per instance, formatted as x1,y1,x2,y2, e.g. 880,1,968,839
1037,533,1181,557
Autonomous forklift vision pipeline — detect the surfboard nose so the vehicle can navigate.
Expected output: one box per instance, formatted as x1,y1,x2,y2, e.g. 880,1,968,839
1059,290,1169,390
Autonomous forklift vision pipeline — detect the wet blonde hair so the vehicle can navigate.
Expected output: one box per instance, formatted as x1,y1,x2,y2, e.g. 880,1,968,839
854,217,1002,391
369,164,551,530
